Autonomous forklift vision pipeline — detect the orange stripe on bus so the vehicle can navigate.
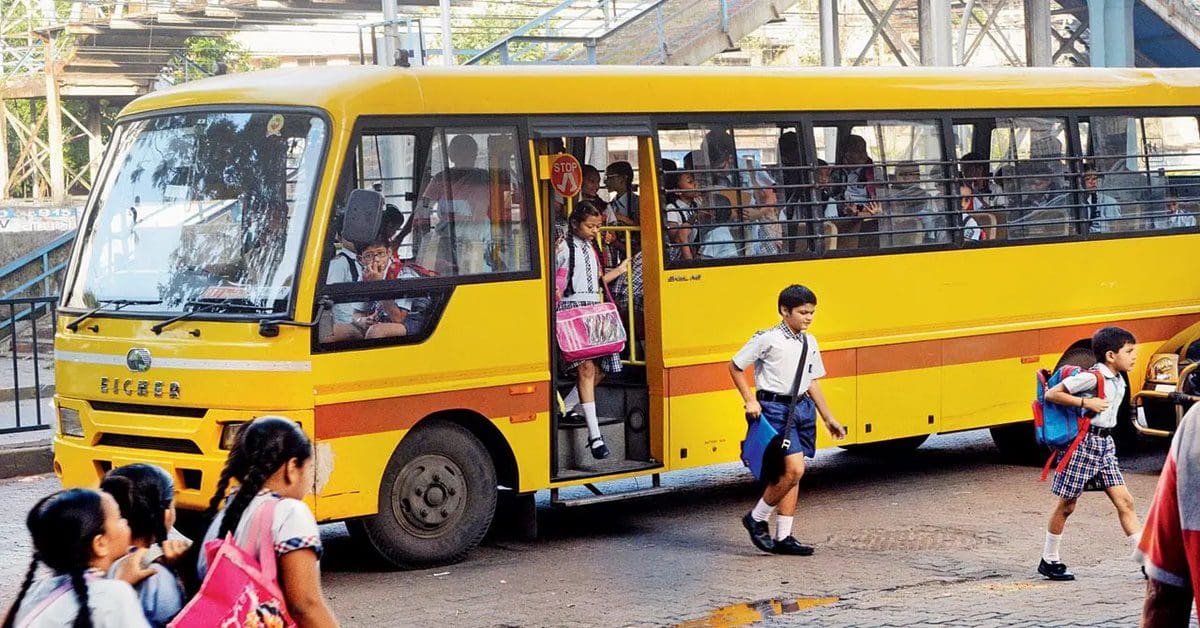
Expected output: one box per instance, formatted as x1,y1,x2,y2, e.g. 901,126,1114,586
669,313,1200,397
315,381,550,440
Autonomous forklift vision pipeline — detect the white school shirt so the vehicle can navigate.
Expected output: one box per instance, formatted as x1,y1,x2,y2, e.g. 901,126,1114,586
732,322,827,396
197,490,323,581
962,212,984,242
1060,363,1126,429
700,226,738,259
554,235,601,303
13,571,150,628
326,251,365,324
1085,192,1122,234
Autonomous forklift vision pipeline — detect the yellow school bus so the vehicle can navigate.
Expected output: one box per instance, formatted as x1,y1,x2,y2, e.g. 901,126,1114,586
52,65,1200,566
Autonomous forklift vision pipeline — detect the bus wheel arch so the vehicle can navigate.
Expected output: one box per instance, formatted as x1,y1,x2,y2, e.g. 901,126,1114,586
348,411,504,569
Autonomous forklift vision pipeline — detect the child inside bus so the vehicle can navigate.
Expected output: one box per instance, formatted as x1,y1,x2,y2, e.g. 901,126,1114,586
555,201,630,459
101,464,191,627
729,284,846,555
355,235,433,339
1038,326,1143,582
5,488,155,627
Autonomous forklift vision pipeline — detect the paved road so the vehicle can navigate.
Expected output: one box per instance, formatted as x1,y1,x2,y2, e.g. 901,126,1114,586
0,430,1190,627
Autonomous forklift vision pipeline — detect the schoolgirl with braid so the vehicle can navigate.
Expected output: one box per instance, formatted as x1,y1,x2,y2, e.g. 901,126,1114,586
4,488,154,627
194,416,338,627
100,464,191,627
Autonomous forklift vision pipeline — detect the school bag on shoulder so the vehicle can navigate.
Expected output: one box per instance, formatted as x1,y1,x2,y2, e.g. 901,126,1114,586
170,498,295,628
1032,365,1105,481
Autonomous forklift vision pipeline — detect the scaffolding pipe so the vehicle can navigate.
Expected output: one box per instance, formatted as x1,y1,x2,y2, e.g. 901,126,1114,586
440,0,454,64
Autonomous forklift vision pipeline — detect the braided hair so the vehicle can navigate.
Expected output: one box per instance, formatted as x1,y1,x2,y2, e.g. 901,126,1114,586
101,463,174,545
3,489,107,628
208,417,313,540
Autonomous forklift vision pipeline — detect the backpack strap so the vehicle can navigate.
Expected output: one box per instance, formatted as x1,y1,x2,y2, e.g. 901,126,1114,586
339,251,358,283
1041,369,1106,481
16,578,77,628
248,498,281,579
778,333,811,452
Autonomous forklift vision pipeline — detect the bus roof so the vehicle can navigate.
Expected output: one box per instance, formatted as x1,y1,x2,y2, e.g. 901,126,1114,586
122,65,1200,119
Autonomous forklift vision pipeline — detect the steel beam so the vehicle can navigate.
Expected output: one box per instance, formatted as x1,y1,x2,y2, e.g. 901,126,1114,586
819,0,840,66
918,0,953,65
86,99,102,185
1024,0,1052,65
1086,0,1134,67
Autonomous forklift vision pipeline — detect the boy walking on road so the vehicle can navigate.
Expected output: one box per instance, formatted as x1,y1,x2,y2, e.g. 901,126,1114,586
1039,326,1142,581
729,285,847,555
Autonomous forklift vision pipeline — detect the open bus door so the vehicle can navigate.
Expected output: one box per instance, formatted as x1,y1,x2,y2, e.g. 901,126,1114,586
529,119,666,492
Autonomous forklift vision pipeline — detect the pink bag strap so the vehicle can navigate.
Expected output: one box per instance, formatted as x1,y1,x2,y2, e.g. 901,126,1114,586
246,497,280,579
18,573,89,628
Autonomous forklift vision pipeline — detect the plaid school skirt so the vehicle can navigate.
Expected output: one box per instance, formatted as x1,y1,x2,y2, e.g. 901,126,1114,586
556,299,623,375
1051,431,1125,500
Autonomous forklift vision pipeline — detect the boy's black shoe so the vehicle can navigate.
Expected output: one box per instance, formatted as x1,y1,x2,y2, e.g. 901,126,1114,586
741,513,775,553
559,411,586,427
771,536,815,556
1037,559,1076,581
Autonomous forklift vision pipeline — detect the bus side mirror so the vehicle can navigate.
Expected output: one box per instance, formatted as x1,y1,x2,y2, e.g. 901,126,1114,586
342,189,384,245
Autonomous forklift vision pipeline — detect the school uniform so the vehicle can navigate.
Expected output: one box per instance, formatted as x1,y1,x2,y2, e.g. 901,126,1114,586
13,571,149,628
197,489,323,581
554,235,622,375
1084,192,1122,234
732,322,827,458
1050,363,1127,500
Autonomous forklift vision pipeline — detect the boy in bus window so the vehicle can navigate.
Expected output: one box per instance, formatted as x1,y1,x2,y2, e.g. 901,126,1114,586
320,215,367,343
355,236,431,339
1159,185,1198,230
729,284,846,555
1082,165,1122,234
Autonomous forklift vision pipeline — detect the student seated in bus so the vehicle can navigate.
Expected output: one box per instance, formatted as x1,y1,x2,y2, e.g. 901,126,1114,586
1157,184,1198,229
959,182,988,242
1008,161,1069,237
1081,164,1123,234
320,214,369,343
697,195,739,259
959,151,1006,209
832,134,882,247
355,235,434,339
664,169,699,261
886,162,947,245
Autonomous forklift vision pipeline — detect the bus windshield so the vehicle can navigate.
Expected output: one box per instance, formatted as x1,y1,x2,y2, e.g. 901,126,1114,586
63,110,327,315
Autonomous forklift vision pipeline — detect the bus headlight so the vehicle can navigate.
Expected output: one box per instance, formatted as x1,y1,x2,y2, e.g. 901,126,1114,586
220,422,247,450
1148,354,1179,383
58,407,83,437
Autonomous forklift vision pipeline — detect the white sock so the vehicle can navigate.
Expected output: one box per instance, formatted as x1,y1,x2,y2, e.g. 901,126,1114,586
775,515,794,541
751,498,775,522
563,388,580,411
581,402,602,441
1043,531,1062,562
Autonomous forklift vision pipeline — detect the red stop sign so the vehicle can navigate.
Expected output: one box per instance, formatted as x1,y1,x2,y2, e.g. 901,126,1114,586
550,154,582,197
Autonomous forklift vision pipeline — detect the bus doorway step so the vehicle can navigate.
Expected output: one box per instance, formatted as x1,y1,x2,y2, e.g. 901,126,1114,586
550,474,670,508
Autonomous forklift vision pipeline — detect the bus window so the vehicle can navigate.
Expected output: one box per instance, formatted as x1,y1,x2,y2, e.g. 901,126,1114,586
657,123,806,262
814,120,949,249
413,128,530,277
1083,115,1200,233
989,117,1073,240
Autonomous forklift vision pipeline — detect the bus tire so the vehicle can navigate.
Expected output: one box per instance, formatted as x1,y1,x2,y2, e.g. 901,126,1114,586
838,434,929,455
349,420,498,569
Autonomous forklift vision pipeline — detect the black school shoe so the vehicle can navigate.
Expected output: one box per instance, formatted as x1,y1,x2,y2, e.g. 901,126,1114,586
772,536,815,556
559,410,586,427
588,437,610,459
1038,559,1076,581
741,513,775,553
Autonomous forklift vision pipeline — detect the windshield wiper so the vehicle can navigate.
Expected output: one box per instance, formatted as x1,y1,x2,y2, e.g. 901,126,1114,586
151,300,276,336
66,299,163,332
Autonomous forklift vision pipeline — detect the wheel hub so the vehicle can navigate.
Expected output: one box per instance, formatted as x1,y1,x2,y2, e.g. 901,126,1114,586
392,454,467,536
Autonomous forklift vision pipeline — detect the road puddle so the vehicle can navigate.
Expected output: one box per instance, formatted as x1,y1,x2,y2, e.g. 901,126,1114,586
675,596,839,627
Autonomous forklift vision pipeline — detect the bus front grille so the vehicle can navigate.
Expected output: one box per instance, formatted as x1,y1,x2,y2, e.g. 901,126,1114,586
96,433,203,455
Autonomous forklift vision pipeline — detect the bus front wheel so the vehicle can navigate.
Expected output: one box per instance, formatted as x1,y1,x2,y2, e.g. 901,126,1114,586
349,420,498,569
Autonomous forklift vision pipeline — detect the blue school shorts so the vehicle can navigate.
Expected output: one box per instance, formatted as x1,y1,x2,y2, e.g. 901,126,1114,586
759,397,817,458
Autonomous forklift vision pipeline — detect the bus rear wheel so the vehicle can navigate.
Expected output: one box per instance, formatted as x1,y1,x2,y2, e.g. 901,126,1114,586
349,421,497,569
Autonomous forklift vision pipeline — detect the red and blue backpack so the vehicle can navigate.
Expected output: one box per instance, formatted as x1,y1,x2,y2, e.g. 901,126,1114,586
1032,365,1105,481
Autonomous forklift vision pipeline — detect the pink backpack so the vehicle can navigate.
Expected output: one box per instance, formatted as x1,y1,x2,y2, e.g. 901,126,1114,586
170,499,294,628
